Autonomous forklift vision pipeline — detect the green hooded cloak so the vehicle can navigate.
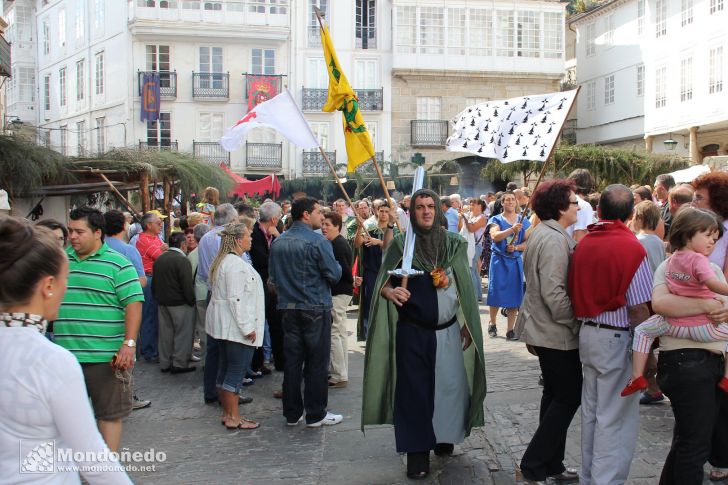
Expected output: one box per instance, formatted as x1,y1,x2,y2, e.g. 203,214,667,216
360,230,487,434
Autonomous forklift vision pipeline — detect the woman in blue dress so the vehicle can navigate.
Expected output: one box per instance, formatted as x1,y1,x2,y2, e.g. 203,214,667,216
487,191,532,340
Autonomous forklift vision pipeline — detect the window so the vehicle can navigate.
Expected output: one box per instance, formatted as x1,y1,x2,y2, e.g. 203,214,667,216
466,97,489,106
96,117,105,154
58,9,66,47
95,52,104,95
637,64,645,96
269,0,288,14
309,122,329,149
516,10,540,58
710,46,723,94
367,121,378,149
60,125,68,155
496,11,515,57
586,81,596,110
605,14,614,47
76,59,84,101
682,0,694,25
637,0,645,35
95,0,105,31
395,6,416,54
308,0,328,47
604,75,615,104
655,0,667,37
13,67,35,103
199,46,223,89
203,1,221,10
77,121,86,156
146,45,171,88
44,75,51,111
59,68,67,107
182,1,200,8
75,0,84,40
469,9,492,56
655,65,667,108
42,131,51,149
252,48,275,74
585,22,595,56
419,8,444,54
356,0,376,49
711,0,724,14
543,12,563,59
42,19,50,55
306,58,328,88
416,97,441,120
138,0,155,5
447,8,466,55
354,59,378,89
198,113,224,141
147,112,172,146
680,57,693,101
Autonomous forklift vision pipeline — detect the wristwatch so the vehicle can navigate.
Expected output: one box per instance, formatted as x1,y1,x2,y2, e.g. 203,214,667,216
123,339,136,348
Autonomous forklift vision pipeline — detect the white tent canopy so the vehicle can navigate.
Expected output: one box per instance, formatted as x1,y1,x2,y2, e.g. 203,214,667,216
668,164,710,184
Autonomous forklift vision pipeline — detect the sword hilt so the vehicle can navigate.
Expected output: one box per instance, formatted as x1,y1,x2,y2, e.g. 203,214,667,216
387,269,425,278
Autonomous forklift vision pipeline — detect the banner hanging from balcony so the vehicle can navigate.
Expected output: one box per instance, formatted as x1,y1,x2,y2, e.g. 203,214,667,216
220,90,319,152
446,88,578,164
140,72,161,122
220,163,281,198
246,75,282,111
320,25,376,173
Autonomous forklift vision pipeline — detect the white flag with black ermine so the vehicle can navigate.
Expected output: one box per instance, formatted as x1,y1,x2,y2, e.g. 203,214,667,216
446,89,578,163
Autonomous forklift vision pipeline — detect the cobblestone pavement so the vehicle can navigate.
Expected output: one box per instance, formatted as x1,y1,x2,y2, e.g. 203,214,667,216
121,302,720,484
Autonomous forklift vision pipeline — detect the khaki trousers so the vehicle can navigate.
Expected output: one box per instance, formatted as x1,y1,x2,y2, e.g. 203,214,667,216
329,294,351,382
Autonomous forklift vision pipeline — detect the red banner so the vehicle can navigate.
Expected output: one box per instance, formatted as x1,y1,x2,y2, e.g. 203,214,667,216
246,75,281,111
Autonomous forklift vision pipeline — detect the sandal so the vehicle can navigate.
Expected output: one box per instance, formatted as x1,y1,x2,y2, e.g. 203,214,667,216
225,418,260,430
487,325,497,338
710,469,728,482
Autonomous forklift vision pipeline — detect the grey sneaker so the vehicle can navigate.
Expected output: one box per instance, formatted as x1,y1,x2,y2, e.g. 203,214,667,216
306,412,343,428
132,394,151,410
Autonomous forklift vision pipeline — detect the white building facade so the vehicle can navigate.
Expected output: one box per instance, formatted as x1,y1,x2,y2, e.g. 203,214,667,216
571,0,728,162
4,0,37,126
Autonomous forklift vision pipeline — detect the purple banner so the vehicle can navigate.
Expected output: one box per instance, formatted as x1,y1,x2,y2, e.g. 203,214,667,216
140,72,161,122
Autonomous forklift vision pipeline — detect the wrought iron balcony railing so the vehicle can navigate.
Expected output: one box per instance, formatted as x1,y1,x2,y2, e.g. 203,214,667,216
355,26,377,49
246,142,282,169
192,72,229,98
137,71,177,97
302,87,383,111
139,140,179,151
410,120,450,147
302,150,336,176
193,141,230,165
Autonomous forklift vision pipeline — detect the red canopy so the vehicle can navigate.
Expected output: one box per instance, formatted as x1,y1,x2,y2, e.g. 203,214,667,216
220,163,281,198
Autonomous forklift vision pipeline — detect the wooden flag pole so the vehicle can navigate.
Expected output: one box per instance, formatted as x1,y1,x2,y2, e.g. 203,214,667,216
319,146,353,208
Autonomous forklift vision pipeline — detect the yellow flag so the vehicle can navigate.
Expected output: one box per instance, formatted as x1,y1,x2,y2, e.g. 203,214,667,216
320,25,376,172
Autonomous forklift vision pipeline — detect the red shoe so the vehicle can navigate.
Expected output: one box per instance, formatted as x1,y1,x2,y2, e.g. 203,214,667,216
621,376,648,397
719,377,728,394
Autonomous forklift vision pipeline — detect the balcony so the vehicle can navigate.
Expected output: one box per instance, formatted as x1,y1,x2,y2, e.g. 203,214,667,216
302,150,336,176
130,0,290,30
0,35,10,78
301,87,383,111
137,71,177,98
139,140,179,151
355,26,377,49
194,141,230,165
192,72,229,99
411,120,450,147
246,142,282,169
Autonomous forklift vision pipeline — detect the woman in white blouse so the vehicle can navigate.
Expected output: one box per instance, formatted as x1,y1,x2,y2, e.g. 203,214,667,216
0,217,131,485
206,223,265,430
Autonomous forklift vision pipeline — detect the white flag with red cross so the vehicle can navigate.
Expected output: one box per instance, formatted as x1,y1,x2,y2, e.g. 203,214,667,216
220,90,320,152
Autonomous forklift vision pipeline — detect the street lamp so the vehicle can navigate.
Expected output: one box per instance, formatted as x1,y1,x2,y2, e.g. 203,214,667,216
663,134,678,151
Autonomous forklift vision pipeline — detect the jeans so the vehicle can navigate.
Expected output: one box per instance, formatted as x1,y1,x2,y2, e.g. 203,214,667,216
203,333,219,402
140,276,159,360
263,319,272,362
520,347,582,481
471,245,483,301
216,340,255,394
281,309,332,424
657,348,725,485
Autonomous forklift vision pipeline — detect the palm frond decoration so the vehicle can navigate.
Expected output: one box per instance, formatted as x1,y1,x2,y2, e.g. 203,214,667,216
0,136,76,199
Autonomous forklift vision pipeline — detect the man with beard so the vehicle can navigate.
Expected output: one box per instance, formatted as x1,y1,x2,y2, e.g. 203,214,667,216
361,189,487,480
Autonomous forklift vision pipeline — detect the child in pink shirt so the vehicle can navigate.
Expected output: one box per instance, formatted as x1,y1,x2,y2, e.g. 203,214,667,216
622,207,728,397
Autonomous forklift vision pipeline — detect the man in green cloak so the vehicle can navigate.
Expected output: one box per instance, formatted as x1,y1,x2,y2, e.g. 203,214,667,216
361,188,487,480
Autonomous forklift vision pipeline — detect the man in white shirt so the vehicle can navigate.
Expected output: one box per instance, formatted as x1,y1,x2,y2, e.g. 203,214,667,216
566,169,596,242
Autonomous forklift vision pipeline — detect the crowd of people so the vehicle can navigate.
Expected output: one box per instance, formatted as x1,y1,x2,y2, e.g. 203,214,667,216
2,168,728,483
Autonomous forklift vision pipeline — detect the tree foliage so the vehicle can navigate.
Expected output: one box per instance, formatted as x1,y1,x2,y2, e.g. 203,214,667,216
481,144,690,189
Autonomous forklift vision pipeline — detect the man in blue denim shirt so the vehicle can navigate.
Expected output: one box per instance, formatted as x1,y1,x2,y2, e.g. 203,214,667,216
269,197,344,427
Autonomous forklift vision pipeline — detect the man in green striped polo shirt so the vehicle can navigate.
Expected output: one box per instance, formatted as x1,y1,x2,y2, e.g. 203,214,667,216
55,207,144,452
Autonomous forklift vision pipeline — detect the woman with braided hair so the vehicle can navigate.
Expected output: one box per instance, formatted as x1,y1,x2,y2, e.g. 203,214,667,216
206,223,264,430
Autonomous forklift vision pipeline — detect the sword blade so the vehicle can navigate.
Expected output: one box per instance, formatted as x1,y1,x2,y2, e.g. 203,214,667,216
401,167,425,272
